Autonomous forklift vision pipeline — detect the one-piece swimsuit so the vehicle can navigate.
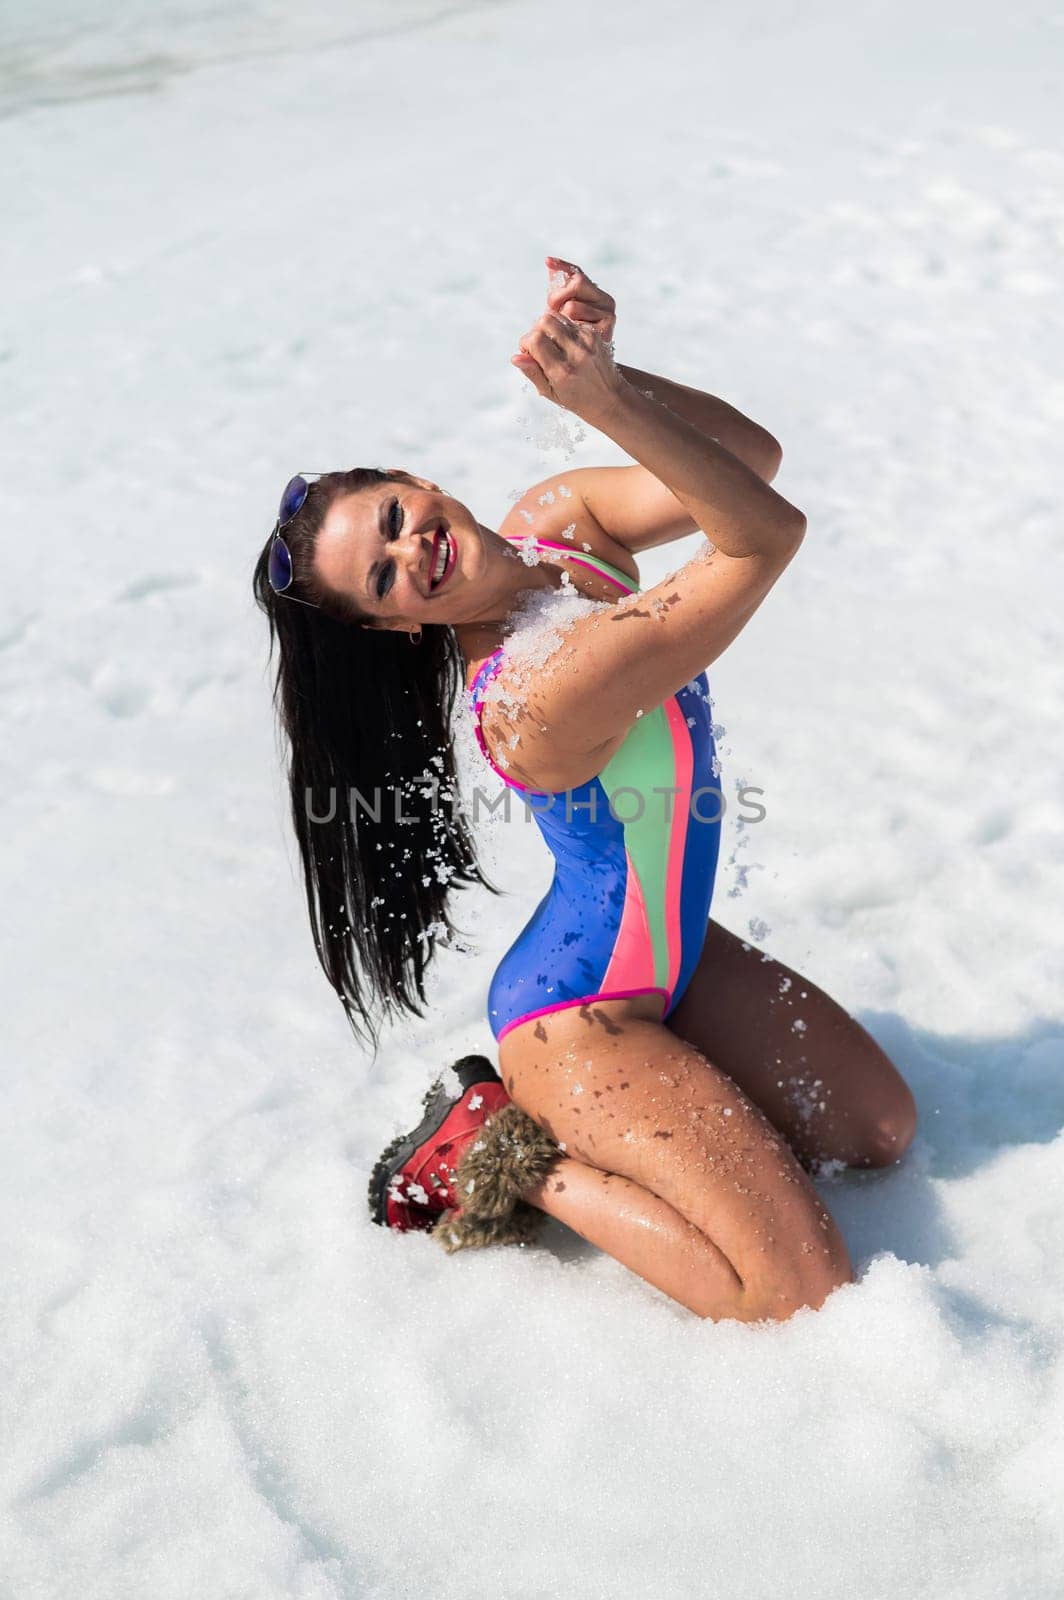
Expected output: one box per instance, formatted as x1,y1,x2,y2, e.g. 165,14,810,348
467,534,721,1043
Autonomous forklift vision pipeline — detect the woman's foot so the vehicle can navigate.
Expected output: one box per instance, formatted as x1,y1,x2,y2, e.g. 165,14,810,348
367,1056,511,1232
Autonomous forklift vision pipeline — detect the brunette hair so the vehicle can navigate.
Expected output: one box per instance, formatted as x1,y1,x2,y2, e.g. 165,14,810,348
252,468,498,1054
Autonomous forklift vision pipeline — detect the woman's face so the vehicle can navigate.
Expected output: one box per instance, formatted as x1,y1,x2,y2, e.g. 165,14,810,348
313,475,497,631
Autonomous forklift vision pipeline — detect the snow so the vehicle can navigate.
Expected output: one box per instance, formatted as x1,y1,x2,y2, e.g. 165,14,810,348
2,0,1063,1594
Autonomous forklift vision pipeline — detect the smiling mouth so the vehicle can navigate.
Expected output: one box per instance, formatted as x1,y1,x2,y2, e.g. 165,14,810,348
429,525,454,591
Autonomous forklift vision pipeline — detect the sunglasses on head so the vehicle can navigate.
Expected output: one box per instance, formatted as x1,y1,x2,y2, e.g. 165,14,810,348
267,473,324,606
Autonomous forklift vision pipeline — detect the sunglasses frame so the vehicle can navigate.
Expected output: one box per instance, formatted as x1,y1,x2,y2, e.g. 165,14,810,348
267,472,326,607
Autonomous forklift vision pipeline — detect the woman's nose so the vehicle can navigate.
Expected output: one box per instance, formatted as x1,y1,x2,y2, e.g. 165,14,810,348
397,524,433,581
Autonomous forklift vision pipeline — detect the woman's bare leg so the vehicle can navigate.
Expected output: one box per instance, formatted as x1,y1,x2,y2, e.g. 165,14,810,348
666,920,918,1172
498,1000,854,1323
519,1156,804,1322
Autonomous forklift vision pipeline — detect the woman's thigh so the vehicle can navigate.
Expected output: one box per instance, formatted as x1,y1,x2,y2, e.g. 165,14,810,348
665,920,918,1170
498,1000,852,1310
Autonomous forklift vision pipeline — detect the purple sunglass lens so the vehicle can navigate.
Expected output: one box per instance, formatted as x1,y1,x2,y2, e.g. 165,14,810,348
268,536,294,592
278,474,310,526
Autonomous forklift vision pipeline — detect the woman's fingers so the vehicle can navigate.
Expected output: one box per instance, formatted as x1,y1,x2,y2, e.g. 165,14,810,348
547,256,607,297
546,253,580,276
512,314,580,405
513,313,596,384
544,259,617,346
546,258,614,308
559,298,607,325
541,309,584,341
551,297,598,321
512,293,624,422
549,278,612,317
510,350,556,401
519,314,573,363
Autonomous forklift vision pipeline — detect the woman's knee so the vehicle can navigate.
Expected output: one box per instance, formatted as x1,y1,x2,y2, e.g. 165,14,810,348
850,1080,918,1168
739,1246,855,1323
734,1175,856,1322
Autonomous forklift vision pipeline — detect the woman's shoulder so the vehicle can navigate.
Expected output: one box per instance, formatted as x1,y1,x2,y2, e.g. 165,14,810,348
472,642,627,795
496,472,640,587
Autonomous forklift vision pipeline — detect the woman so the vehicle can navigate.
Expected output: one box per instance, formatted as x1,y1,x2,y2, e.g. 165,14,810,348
253,256,917,1322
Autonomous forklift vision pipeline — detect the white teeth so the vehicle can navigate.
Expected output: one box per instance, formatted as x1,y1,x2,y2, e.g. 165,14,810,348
432,532,449,585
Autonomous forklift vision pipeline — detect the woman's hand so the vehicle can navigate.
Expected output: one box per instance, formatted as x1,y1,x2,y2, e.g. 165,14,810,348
510,255,622,422
542,256,617,348
511,296,627,428
512,257,627,428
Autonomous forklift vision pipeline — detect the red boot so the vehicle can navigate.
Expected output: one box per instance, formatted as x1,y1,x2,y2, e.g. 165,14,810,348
367,1055,562,1250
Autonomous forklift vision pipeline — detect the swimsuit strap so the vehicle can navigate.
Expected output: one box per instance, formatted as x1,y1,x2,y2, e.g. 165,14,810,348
468,647,541,794
469,647,505,705
500,532,639,593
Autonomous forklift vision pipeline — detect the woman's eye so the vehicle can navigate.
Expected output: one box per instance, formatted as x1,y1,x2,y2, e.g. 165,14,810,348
376,500,403,598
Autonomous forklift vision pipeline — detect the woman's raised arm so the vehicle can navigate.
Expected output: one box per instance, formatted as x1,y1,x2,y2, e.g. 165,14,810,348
617,363,783,485
566,367,787,556
514,313,802,552
500,321,805,773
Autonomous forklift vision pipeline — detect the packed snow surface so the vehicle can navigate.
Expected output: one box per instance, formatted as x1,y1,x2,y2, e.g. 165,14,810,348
2,0,1063,1594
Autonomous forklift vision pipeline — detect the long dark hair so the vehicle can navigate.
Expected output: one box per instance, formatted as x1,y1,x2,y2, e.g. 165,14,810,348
252,467,500,1054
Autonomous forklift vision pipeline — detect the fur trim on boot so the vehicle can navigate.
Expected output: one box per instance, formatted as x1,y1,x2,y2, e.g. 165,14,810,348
435,1199,545,1253
434,1102,563,1253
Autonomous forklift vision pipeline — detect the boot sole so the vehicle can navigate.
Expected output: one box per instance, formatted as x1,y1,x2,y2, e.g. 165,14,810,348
366,1054,503,1228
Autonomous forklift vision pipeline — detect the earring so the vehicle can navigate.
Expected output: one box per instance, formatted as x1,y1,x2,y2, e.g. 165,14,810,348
408,627,423,645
